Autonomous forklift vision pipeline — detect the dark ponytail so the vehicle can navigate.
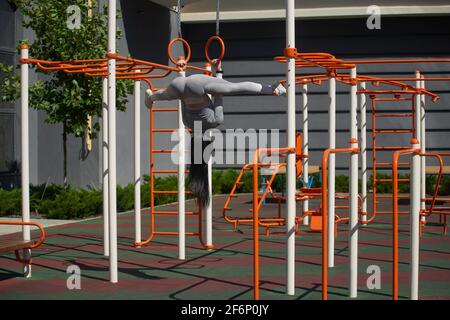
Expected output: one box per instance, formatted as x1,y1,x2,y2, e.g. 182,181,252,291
188,136,211,208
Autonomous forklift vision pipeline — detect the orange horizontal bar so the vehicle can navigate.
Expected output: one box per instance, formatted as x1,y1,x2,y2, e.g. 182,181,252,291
375,146,412,151
152,231,200,236
374,129,413,133
378,211,409,214
375,113,413,118
153,190,192,194
377,195,409,199
152,169,189,174
152,150,176,153
152,211,198,215
152,129,177,133
152,108,178,112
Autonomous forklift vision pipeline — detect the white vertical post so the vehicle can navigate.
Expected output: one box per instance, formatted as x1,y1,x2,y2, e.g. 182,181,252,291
410,72,422,300
410,138,421,300
134,73,141,246
302,84,309,225
328,75,336,268
349,67,359,298
420,77,426,223
178,70,186,260
360,82,368,224
107,0,118,283
205,64,214,250
20,44,31,278
102,77,109,256
285,0,296,296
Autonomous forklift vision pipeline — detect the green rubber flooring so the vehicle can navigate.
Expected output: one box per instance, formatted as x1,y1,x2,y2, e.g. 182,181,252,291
0,194,448,300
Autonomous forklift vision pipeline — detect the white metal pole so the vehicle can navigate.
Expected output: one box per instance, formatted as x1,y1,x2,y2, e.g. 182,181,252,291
360,82,368,224
102,77,109,256
285,0,296,296
410,138,421,300
20,44,31,278
410,72,422,300
328,75,336,268
349,67,359,298
302,84,309,225
107,0,118,283
420,77,426,223
134,73,142,246
205,64,214,249
178,70,186,260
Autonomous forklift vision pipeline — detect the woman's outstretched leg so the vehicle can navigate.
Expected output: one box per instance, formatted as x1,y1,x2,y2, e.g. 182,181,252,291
204,77,285,96
145,78,184,108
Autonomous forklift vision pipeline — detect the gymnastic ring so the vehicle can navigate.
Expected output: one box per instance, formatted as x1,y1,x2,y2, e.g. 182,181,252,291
168,38,192,66
205,35,225,64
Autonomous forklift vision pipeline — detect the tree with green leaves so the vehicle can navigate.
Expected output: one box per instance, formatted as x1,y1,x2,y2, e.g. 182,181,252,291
0,0,133,186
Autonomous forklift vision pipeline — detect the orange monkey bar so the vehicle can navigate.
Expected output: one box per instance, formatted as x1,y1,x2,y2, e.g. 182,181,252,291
275,51,356,70
20,36,217,91
274,49,448,100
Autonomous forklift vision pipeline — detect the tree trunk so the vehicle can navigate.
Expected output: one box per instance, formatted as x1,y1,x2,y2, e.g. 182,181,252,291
63,122,68,188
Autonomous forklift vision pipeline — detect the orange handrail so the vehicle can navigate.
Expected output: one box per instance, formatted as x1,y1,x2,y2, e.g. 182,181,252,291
391,149,450,299
321,147,359,300
392,147,420,300
0,221,46,249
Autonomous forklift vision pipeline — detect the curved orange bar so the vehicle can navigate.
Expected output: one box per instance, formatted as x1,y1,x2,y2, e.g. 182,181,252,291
392,151,450,299
0,221,46,249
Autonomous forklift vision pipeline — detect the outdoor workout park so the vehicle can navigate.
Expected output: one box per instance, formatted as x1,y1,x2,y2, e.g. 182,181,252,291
0,0,449,302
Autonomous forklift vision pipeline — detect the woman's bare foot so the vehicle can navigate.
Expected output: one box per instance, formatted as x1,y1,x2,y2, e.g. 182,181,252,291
145,89,154,108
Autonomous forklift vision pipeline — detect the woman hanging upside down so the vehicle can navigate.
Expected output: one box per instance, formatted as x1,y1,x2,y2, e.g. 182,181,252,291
145,59,286,208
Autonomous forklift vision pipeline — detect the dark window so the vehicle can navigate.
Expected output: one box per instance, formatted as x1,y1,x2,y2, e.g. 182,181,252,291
0,114,14,172
0,0,17,178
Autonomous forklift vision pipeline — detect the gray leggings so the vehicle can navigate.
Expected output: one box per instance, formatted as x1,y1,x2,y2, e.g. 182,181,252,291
149,74,274,130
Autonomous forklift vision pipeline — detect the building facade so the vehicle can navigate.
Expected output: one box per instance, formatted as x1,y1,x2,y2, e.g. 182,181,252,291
0,0,449,188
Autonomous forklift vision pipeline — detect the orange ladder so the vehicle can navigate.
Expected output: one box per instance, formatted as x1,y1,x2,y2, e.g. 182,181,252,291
368,93,417,222
134,106,205,247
